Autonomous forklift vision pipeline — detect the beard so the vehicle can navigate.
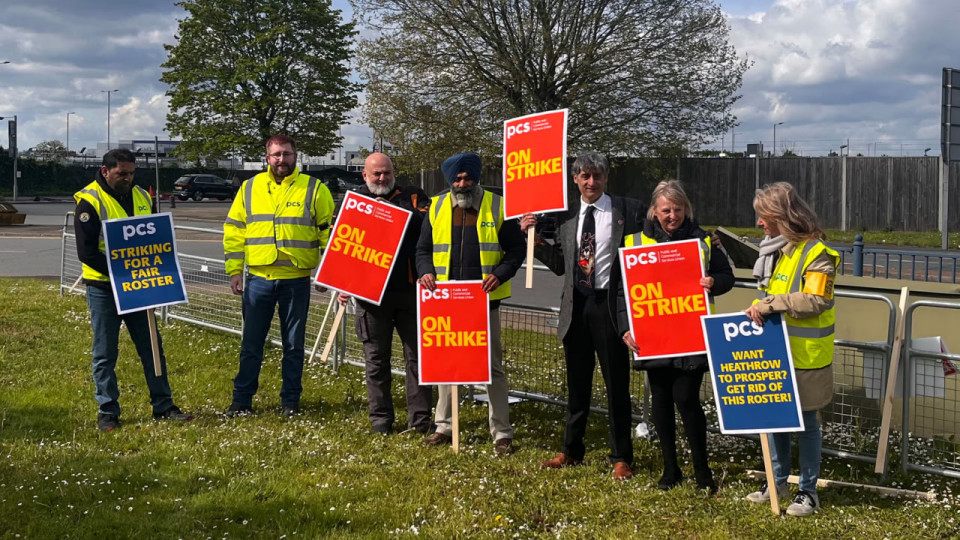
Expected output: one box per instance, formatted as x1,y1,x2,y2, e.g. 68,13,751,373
367,179,395,196
452,184,480,208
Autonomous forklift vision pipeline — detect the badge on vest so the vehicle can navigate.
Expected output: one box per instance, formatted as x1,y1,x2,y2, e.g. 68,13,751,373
480,221,495,228
138,205,149,212
79,212,90,223
286,201,302,208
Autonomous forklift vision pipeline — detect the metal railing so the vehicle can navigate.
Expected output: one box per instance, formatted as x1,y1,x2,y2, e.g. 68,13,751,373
837,234,960,283
58,214,960,479
901,301,960,480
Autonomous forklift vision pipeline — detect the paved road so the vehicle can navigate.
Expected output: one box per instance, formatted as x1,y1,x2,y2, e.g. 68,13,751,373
0,200,564,308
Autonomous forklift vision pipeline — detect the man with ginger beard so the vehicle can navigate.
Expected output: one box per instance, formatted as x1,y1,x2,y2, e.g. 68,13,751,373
338,153,433,434
416,152,524,455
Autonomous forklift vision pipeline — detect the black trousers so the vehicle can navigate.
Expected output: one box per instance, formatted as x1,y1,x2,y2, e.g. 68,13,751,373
356,290,432,431
647,366,712,485
561,289,633,464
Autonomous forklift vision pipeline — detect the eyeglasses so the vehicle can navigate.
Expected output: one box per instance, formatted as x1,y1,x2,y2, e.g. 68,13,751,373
268,152,296,160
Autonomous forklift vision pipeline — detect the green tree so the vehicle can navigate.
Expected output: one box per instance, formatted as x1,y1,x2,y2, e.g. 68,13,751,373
33,140,68,162
161,0,360,161
352,0,749,172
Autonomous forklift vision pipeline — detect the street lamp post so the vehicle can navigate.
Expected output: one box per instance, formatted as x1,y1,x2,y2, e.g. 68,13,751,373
101,89,119,150
66,111,76,154
925,148,932,156
772,122,784,157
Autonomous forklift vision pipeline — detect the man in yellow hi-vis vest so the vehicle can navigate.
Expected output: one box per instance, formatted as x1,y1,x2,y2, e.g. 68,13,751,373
223,135,334,418
74,149,193,432
415,152,525,456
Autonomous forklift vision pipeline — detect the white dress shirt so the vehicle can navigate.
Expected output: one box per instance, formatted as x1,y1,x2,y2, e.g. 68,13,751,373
576,193,613,289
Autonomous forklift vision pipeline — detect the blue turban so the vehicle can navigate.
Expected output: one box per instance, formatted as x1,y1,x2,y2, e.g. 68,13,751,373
441,152,482,185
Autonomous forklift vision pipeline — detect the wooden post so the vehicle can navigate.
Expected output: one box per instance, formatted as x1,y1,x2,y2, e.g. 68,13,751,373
146,308,163,376
319,303,347,364
451,385,459,454
308,295,338,364
875,287,910,474
760,434,781,515
525,228,535,288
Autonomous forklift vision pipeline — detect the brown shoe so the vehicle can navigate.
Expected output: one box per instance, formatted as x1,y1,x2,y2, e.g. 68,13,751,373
494,438,515,456
613,462,633,480
540,453,582,469
423,432,452,446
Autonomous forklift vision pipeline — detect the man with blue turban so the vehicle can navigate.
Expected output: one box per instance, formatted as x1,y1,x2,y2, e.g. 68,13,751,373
416,152,525,456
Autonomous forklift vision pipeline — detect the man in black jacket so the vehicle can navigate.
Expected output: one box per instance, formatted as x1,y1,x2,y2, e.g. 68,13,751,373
521,151,644,479
339,153,433,434
74,149,193,432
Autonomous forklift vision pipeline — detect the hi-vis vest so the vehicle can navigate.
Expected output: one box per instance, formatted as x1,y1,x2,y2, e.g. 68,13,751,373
755,239,839,370
625,232,716,312
428,190,510,301
223,170,329,275
74,181,153,282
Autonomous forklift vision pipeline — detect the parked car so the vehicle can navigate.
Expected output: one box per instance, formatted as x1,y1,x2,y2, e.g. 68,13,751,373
173,174,238,201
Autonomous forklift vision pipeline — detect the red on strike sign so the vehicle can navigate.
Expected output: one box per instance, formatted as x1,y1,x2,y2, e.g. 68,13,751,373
418,281,491,385
619,238,709,360
314,191,411,305
502,109,568,219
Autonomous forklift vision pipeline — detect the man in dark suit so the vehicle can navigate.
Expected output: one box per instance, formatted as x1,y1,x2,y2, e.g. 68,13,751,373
520,151,645,479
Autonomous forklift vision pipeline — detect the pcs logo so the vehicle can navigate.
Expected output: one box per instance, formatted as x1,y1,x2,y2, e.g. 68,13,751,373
505,122,530,139
420,288,450,302
286,201,302,208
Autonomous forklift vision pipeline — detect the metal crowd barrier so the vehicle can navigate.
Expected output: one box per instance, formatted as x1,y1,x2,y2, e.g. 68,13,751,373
58,214,959,479
902,301,960,480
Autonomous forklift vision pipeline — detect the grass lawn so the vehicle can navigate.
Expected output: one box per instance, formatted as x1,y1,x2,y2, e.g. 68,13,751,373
1,277,958,538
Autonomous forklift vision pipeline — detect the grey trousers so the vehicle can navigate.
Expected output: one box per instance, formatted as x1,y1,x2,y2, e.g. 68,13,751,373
356,290,433,431
433,307,513,441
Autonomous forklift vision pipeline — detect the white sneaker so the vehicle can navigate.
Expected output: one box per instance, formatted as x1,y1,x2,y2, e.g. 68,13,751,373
786,490,819,517
745,481,789,503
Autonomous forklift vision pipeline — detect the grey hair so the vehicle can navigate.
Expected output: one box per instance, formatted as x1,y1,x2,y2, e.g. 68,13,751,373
647,179,694,221
571,151,609,178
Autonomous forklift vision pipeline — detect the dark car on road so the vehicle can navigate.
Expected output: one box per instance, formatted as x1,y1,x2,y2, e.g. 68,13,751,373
173,174,238,201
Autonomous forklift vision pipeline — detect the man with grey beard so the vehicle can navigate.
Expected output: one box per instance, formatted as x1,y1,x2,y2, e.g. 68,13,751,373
339,152,433,434
416,152,525,456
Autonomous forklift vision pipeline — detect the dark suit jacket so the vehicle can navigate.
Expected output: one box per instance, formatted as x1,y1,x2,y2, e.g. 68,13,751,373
533,194,645,340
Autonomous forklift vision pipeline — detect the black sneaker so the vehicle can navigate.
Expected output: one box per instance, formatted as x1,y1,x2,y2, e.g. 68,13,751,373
280,405,300,418
153,406,194,422
98,413,121,432
372,423,394,435
224,403,254,418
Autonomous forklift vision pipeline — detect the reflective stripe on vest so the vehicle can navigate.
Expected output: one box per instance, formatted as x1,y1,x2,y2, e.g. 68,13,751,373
240,171,321,269
73,182,153,282
755,239,839,369
624,231,715,313
428,190,510,300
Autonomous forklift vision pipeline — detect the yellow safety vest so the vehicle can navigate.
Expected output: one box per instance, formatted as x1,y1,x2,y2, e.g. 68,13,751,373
755,239,839,370
74,181,153,282
625,232,715,313
223,168,332,278
428,190,510,301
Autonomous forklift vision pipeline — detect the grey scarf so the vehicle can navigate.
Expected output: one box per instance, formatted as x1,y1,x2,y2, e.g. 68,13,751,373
753,235,788,288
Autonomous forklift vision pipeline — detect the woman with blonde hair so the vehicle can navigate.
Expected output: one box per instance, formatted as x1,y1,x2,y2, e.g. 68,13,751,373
743,182,838,517
624,179,734,493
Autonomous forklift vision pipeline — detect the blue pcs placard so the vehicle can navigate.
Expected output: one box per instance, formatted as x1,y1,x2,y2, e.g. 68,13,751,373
701,313,804,434
103,213,188,314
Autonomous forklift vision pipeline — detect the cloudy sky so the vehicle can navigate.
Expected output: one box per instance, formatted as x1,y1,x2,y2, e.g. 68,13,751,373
0,0,953,158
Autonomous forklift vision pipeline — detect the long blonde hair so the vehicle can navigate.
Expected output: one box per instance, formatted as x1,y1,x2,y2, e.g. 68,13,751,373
753,182,825,242
646,179,693,221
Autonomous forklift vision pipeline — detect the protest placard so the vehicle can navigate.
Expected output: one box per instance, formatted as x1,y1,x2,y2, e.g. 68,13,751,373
619,238,709,360
418,281,491,385
701,313,804,434
314,191,411,306
502,109,568,219
103,213,187,315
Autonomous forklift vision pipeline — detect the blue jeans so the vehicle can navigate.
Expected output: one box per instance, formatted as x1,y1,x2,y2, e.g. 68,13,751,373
770,410,822,494
232,275,310,407
86,285,175,416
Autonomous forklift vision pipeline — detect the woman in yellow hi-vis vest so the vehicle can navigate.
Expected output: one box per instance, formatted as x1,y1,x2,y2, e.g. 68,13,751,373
624,180,734,494
743,182,839,517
